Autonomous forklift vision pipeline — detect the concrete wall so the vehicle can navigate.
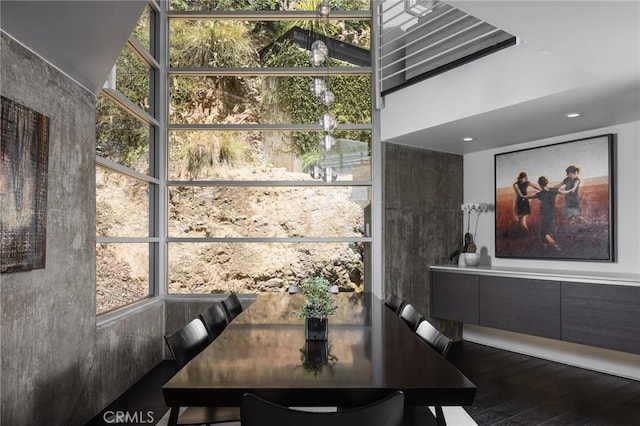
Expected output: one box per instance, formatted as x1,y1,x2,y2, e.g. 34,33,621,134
0,32,164,425
383,142,463,339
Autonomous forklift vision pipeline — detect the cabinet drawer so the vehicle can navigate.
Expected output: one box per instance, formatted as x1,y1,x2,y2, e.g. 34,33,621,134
562,282,640,354
431,271,479,323
479,276,561,339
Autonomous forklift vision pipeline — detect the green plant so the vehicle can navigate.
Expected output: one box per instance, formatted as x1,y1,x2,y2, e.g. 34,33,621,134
297,276,337,319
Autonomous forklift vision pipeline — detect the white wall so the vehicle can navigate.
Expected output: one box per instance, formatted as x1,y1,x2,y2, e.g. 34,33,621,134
380,41,596,142
464,120,640,276
462,121,640,379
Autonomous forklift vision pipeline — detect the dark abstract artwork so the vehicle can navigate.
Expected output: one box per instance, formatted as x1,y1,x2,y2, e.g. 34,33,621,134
1,96,50,273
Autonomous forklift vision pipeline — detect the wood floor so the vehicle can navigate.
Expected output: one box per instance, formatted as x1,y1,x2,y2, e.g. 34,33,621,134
447,341,640,425
86,341,640,425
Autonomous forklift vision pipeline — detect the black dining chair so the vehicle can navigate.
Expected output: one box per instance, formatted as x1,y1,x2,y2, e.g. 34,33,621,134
199,301,229,342
241,391,405,426
384,293,406,314
416,319,453,357
405,320,453,426
399,303,424,332
287,285,303,294
164,318,241,425
290,284,338,294
221,293,243,322
164,318,211,371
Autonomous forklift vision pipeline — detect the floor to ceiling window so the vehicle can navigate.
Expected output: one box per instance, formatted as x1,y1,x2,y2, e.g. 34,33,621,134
165,0,373,295
96,1,373,312
95,3,160,314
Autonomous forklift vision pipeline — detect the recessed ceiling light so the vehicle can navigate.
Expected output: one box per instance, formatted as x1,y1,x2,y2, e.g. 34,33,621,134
463,137,474,142
564,112,581,118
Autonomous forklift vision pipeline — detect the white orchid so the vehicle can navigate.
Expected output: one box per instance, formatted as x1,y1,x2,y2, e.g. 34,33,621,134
461,202,487,212
460,201,488,244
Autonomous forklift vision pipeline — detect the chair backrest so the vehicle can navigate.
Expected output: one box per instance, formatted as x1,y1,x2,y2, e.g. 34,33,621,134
241,391,404,426
199,301,229,342
222,293,243,322
384,293,405,314
399,304,424,332
287,285,302,294
290,285,338,295
164,318,210,371
416,319,452,357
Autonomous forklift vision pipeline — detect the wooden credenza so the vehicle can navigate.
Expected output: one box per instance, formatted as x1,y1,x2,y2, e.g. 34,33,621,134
430,267,640,355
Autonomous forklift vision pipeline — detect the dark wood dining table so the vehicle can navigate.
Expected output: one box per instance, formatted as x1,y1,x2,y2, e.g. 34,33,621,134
162,292,476,424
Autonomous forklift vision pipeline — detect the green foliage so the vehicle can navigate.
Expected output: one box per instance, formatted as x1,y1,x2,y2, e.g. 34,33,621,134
96,10,151,169
218,131,255,165
297,276,338,319
176,132,217,179
284,0,339,36
300,148,321,171
170,20,258,68
171,0,281,11
96,95,148,168
169,20,261,124
116,46,150,111
131,5,151,50
262,41,371,158
172,130,256,179
165,0,372,169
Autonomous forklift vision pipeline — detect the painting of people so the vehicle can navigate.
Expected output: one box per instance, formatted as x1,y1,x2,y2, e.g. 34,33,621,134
1,96,50,273
494,134,614,261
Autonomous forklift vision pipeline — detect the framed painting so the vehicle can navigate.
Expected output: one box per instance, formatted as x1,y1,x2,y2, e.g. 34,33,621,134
494,134,614,261
1,96,50,273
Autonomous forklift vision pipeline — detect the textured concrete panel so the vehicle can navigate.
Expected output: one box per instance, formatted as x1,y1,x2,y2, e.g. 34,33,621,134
95,301,165,409
383,142,463,340
1,33,164,425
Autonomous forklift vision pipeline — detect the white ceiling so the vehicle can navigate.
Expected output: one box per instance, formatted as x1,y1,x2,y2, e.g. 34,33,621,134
381,0,640,154
1,0,638,153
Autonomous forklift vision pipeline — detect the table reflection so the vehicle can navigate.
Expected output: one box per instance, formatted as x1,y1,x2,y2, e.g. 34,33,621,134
179,294,373,385
234,292,370,326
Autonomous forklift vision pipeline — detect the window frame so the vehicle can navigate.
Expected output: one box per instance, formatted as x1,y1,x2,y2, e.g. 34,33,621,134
96,0,161,317
163,5,374,295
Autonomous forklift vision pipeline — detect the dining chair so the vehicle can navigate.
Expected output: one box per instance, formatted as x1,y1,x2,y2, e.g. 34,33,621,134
399,303,424,332
416,319,453,357
164,318,211,371
405,320,453,426
199,301,229,342
384,293,406,314
221,293,243,322
164,318,241,425
289,284,338,294
287,285,302,294
241,391,405,426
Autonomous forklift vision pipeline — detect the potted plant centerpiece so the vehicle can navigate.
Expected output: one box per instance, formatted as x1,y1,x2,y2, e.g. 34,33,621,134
297,275,337,340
